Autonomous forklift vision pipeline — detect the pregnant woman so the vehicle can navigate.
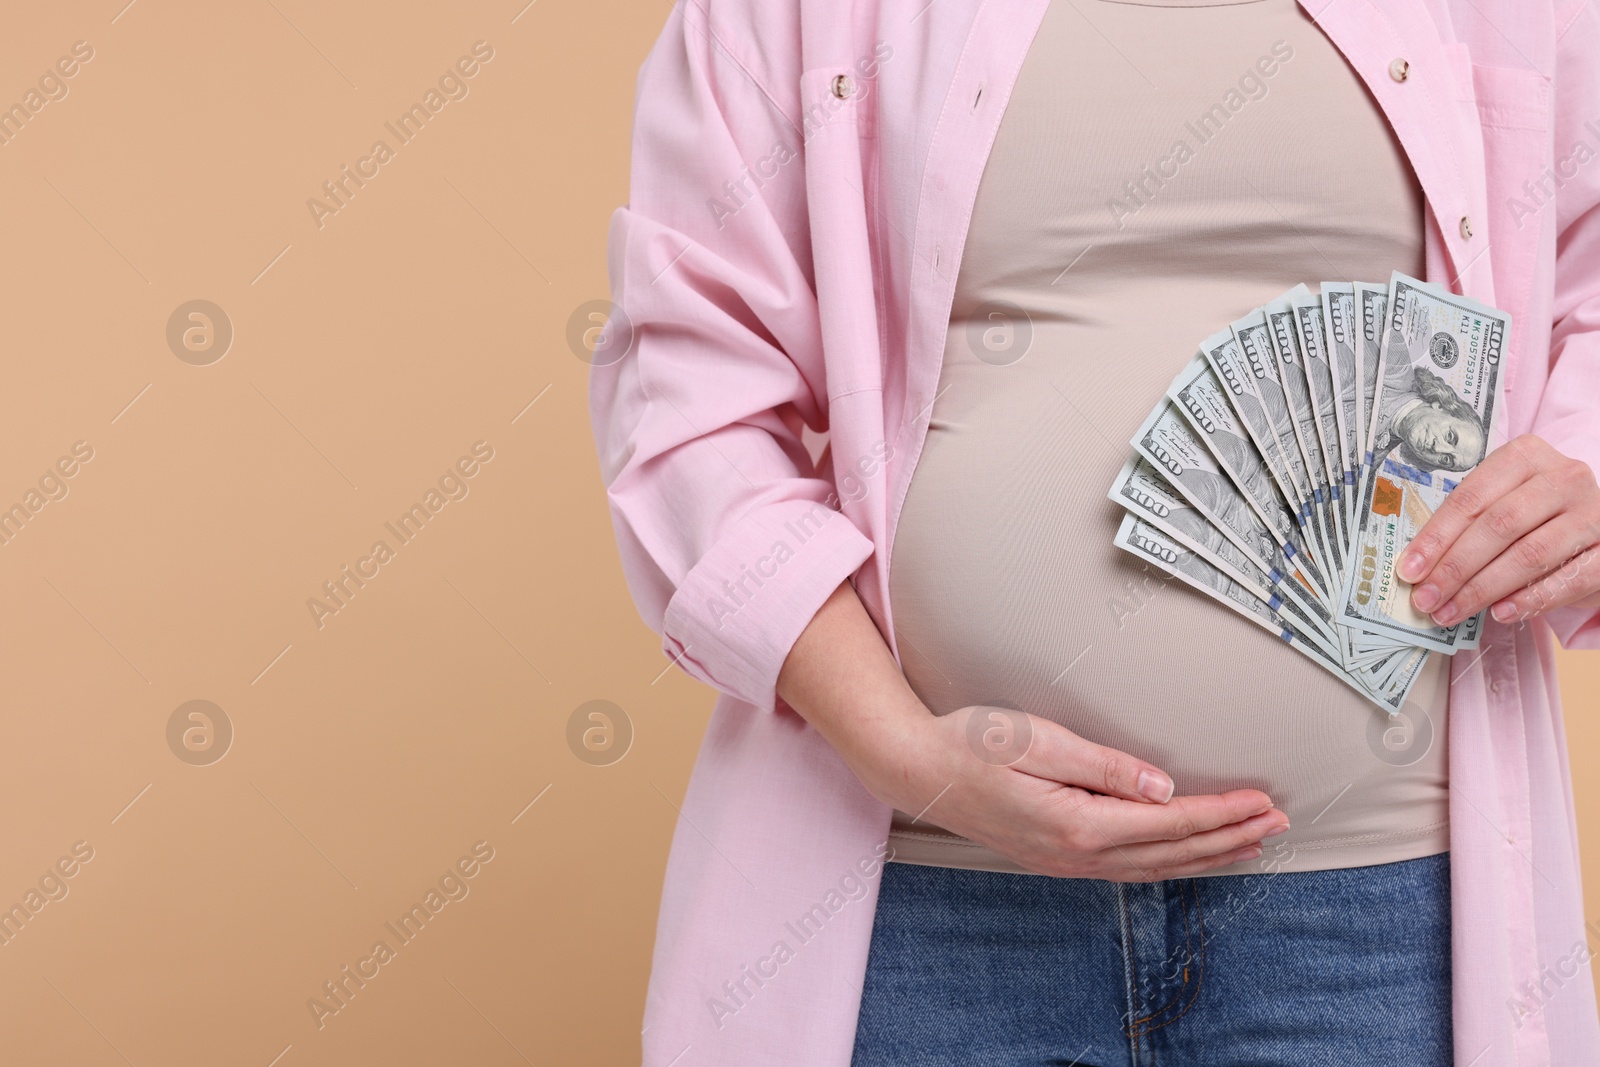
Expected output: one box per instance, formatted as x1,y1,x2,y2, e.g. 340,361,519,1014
590,0,1600,1063
854,2,1455,1058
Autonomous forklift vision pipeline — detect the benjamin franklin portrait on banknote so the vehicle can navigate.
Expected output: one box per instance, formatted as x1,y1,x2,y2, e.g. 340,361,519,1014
1372,361,1489,474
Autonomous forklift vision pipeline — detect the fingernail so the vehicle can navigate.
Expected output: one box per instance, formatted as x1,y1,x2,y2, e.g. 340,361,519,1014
1138,770,1174,804
1398,551,1426,582
1432,601,1459,626
1411,583,1440,612
1236,846,1263,861
1263,822,1290,837
1492,602,1517,622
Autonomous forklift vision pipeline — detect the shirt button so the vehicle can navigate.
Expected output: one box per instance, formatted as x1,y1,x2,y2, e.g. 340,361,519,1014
1460,216,1474,239
830,74,854,99
1389,57,1410,82
1491,680,1503,693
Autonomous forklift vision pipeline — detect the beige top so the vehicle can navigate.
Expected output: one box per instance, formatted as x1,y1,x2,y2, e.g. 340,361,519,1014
885,0,1448,877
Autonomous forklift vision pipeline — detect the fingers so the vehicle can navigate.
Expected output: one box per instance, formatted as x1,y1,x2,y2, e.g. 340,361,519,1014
1067,788,1277,849
1397,435,1600,626
1015,716,1178,804
1488,541,1600,623
1106,844,1267,883
1397,435,1542,588
1429,513,1599,625
1093,807,1288,874
1405,479,1563,621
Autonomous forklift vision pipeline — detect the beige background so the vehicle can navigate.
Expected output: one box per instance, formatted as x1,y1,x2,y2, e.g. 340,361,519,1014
0,3,1593,1065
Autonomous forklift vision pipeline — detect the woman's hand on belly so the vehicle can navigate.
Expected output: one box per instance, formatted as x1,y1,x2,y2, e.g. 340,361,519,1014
778,580,1289,882
880,707,1289,881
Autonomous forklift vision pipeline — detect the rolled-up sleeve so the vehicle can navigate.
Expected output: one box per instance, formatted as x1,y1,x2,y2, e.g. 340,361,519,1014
1531,0,1600,649
587,5,876,709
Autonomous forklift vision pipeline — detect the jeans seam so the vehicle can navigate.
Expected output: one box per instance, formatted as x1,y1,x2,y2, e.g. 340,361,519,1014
1117,883,1143,1067
1131,880,1207,1037
1129,882,1192,1025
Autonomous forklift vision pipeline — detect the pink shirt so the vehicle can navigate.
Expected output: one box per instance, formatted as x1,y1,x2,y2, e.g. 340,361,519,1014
588,1,1600,1063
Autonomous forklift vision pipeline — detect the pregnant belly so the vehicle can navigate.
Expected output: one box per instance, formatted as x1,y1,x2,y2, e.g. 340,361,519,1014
884,384,1448,856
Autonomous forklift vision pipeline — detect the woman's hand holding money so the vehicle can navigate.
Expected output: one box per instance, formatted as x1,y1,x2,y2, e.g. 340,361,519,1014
1399,434,1600,626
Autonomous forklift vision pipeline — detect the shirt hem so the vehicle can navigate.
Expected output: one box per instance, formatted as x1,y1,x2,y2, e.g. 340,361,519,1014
885,818,1451,878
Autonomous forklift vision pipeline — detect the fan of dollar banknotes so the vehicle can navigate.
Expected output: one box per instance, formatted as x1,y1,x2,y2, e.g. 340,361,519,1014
1109,271,1510,716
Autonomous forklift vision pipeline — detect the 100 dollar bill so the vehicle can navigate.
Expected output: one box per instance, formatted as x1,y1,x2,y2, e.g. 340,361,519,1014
1166,355,1330,599
1108,455,1337,652
1338,271,1508,652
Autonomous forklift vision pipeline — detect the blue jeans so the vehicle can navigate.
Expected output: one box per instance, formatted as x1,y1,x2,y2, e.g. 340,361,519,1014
851,851,1452,1066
